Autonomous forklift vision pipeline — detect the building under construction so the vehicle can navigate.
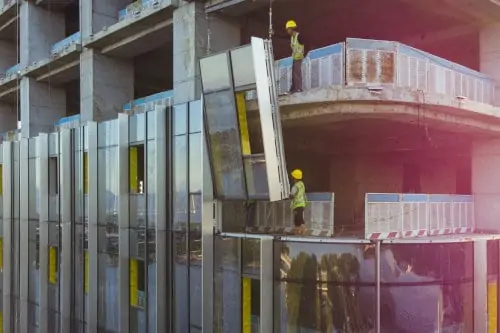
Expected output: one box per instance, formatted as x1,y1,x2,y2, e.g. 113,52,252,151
0,0,500,332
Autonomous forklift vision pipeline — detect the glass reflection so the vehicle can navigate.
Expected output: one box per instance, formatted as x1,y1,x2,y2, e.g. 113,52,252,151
380,243,474,332
173,136,187,230
278,242,376,333
204,91,246,199
189,133,202,227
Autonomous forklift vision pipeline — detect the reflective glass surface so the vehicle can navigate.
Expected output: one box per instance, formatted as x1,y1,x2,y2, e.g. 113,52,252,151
200,53,232,93
380,242,474,332
277,242,376,333
204,91,246,199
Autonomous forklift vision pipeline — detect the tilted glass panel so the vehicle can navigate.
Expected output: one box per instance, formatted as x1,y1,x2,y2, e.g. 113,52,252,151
231,46,256,89
204,91,246,200
200,52,232,94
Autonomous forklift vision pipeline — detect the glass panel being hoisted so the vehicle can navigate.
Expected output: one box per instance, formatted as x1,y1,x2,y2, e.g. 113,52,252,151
200,37,290,202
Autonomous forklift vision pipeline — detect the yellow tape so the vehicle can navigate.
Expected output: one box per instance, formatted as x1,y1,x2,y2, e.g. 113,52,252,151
489,280,498,333
83,152,89,195
0,311,3,333
236,93,251,155
49,246,57,284
130,258,138,307
242,277,251,333
129,147,139,193
84,251,89,294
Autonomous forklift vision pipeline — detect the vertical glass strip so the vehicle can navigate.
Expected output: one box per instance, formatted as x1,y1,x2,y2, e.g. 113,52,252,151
2,142,12,333
87,122,99,333
475,239,488,333
19,139,29,333
118,113,130,333
259,236,273,333
154,105,168,333
60,129,73,332
37,134,49,333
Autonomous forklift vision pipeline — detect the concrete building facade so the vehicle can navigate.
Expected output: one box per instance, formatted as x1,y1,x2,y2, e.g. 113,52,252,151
1,0,500,332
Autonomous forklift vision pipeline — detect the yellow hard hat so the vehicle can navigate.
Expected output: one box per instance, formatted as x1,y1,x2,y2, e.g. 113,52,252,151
285,20,297,29
291,169,302,180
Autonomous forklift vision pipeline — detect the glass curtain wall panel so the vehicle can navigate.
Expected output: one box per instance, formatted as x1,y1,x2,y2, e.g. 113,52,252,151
47,133,61,333
128,108,160,333
73,126,89,332
171,100,204,333
97,120,120,332
0,144,4,332
213,237,241,333
380,242,474,332
487,240,499,333
275,241,376,333
27,138,40,333
12,141,20,333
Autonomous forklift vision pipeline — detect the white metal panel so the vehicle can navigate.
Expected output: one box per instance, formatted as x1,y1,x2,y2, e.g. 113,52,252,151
251,37,290,202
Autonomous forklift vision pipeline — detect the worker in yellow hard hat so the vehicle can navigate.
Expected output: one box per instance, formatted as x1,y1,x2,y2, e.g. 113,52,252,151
290,169,307,235
285,20,306,94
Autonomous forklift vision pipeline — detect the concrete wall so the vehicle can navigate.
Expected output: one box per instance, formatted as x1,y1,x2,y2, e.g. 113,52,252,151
80,50,134,122
173,2,241,104
0,103,17,133
480,23,500,106
472,139,500,232
20,2,65,67
324,153,467,228
20,78,66,138
81,0,130,38
0,41,16,73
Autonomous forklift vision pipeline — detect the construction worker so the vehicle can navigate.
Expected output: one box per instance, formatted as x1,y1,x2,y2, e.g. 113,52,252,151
290,169,307,235
285,20,306,94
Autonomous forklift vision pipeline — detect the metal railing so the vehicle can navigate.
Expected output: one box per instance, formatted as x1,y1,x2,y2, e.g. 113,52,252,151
364,193,475,239
247,192,335,237
50,31,81,57
248,38,495,105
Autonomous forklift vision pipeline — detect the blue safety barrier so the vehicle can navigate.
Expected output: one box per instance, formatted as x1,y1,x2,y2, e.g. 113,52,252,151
51,31,81,55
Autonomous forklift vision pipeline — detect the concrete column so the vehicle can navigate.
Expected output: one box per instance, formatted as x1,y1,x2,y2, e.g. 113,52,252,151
472,139,500,232
81,0,131,39
173,3,241,104
480,23,500,106
20,78,66,138
80,49,133,122
20,1,65,67
0,103,17,133
0,41,17,73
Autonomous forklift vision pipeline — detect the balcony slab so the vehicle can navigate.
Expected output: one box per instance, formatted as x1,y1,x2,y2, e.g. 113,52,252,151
246,86,500,134
84,0,173,58
21,43,81,84
0,82,18,103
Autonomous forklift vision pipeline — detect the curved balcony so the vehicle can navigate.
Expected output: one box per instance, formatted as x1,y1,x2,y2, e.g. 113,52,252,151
247,38,498,125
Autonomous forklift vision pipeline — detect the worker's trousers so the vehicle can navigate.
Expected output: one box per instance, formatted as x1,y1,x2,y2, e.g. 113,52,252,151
290,59,303,92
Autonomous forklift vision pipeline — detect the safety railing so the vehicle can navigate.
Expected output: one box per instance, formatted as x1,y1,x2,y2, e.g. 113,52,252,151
364,193,475,239
248,38,495,105
123,90,173,113
50,31,81,57
246,192,335,237
118,0,160,21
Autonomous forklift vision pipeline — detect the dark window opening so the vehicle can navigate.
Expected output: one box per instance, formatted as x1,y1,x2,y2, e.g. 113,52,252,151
49,157,59,195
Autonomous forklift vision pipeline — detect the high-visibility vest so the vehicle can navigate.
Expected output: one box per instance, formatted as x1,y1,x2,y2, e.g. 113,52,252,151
290,33,305,60
291,181,307,209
